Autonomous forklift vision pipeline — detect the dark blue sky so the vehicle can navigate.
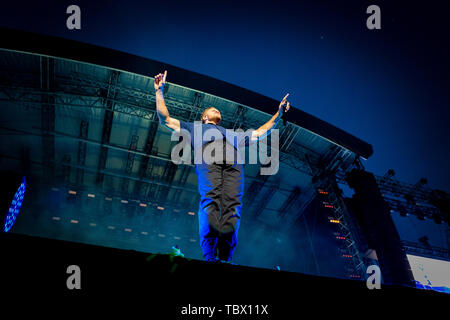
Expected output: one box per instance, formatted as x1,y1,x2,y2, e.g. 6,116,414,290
1,0,449,192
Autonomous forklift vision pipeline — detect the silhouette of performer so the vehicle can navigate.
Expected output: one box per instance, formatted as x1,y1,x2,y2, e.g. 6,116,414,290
154,70,290,262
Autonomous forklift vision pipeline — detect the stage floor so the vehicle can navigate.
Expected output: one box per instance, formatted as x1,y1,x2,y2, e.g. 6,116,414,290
1,232,446,317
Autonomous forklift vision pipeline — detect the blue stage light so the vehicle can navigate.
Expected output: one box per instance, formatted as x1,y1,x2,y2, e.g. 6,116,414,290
3,176,26,233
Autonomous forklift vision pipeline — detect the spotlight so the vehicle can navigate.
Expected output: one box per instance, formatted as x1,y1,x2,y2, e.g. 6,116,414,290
3,176,27,233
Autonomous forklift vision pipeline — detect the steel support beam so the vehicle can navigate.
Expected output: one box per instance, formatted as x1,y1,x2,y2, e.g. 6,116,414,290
76,120,89,185
40,56,55,183
96,70,120,186
121,134,139,193
134,116,159,196
61,154,71,184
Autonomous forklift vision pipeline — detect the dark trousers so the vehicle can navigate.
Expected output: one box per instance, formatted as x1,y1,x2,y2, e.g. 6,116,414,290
195,144,245,262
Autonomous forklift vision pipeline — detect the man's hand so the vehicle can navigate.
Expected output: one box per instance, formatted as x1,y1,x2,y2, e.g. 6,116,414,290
154,70,167,91
252,93,292,141
154,70,180,132
278,93,290,114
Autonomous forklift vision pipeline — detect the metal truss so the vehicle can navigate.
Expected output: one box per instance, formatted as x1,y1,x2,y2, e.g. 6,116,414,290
40,56,55,183
306,146,368,278
279,123,300,152
96,70,120,186
326,184,368,279
232,105,246,130
61,154,71,184
76,120,89,185
2,151,199,199
187,92,204,122
172,163,192,205
401,240,450,260
0,65,365,229
0,69,330,177
290,146,355,221
134,113,159,196
335,165,449,222
121,134,139,193
375,176,448,222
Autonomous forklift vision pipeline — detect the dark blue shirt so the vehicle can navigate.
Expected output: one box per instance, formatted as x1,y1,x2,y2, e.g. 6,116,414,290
179,120,251,164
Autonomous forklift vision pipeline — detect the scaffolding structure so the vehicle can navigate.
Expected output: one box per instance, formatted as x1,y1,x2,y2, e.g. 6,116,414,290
309,148,370,279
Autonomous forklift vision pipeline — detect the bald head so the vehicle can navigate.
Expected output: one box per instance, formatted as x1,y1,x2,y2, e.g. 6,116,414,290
201,107,222,125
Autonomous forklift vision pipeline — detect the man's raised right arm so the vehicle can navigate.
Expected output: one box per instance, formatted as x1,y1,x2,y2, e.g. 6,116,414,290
154,71,180,132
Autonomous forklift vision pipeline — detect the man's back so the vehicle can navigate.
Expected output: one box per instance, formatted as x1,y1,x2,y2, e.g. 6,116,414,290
178,120,250,165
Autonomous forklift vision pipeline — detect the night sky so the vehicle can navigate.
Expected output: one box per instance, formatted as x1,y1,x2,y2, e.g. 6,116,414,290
1,0,449,192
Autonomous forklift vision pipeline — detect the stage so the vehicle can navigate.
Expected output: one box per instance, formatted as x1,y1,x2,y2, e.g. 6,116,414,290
1,232,445,317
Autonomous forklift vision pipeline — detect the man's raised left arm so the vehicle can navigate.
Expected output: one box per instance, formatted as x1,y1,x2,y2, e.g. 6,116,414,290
251,93,290,141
